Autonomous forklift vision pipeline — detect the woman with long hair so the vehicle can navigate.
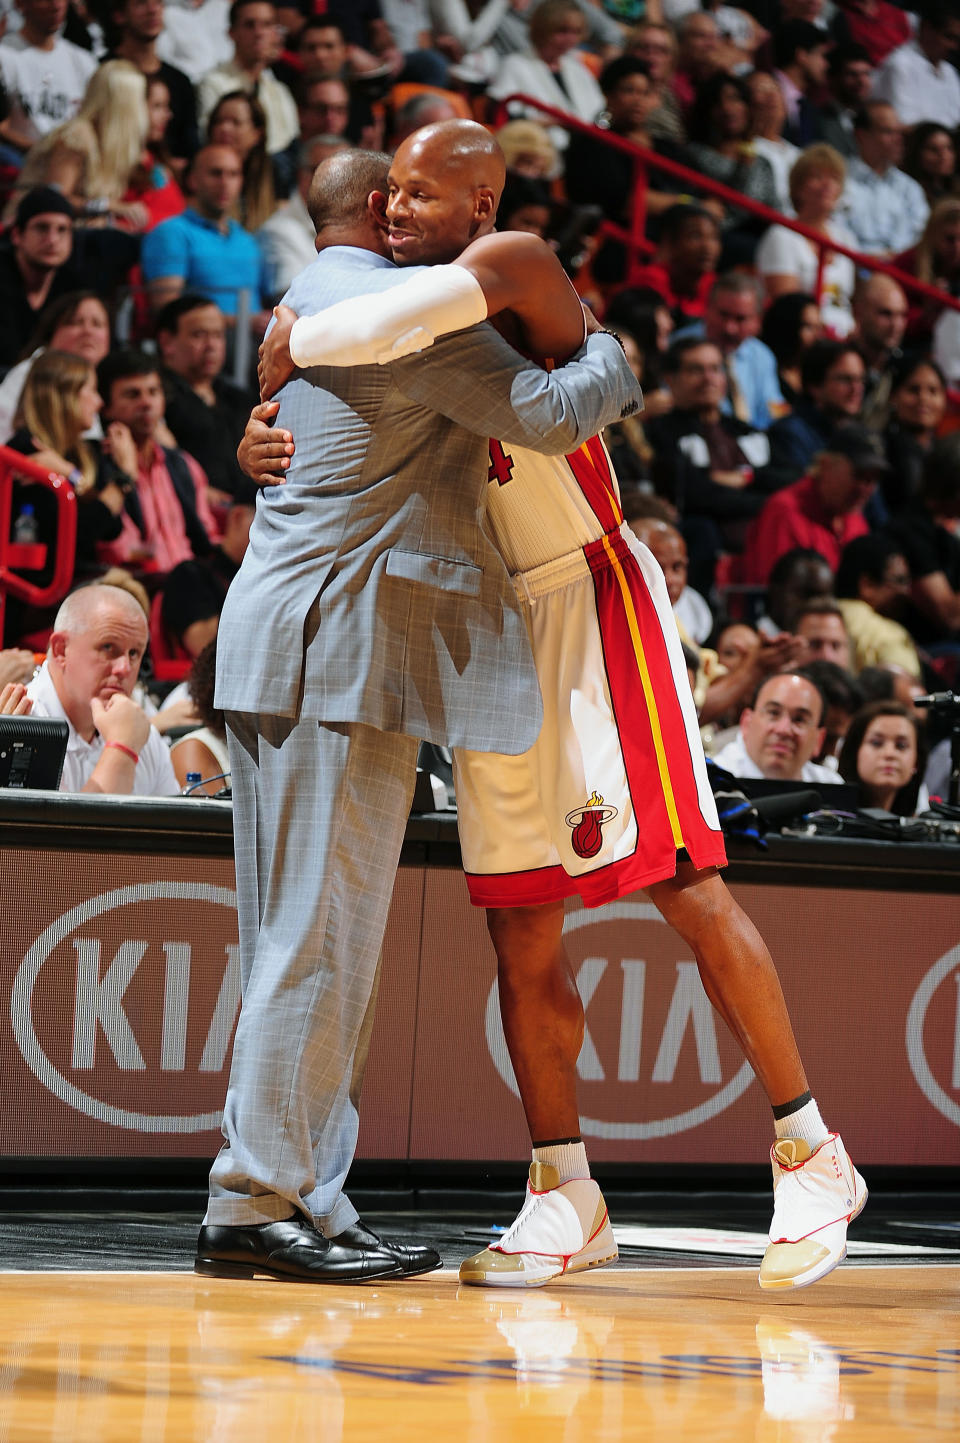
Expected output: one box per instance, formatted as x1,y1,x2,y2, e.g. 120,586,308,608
902,122,960,208
838,699,928,816
0,290,112,445
682,71,778,263
759,290,823,404
895,197,960,345
879,355,948,517
207,90,278,232
8,60,150,231
122,74,187,230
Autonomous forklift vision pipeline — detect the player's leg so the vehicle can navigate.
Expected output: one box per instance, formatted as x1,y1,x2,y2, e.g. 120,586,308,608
646,859,867,1290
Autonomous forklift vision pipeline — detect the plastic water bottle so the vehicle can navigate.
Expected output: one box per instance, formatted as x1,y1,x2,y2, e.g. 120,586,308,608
182,771,202,795
13,504,38,544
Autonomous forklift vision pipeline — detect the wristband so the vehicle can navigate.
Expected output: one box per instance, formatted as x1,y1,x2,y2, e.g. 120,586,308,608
104,740,139,764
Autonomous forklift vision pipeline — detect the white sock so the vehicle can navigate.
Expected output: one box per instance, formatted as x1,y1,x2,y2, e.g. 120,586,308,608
532,1140,590,1183
774,1096,830,1149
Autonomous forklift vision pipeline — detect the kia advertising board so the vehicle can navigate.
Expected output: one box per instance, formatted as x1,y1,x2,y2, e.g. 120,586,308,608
0,846,958,1166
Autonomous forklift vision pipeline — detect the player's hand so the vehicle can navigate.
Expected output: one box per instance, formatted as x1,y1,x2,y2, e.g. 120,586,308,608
237,401,295,485
91,693,151,753
582,303,602,335
259,304,298,400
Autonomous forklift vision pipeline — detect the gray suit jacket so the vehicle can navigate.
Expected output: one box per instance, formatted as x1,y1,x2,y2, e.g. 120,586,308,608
216,245,640,753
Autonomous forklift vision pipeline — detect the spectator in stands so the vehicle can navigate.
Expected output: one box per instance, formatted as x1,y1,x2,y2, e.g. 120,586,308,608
155,0,233,87
168,638,230,795
258,135,347,299
830,0,910,69
286,18,378,148
895,198,960,349
835,533,922,677
0,188,81,376
389,91,462,149
13,583,178,794
648,336,772,588
878,355,948,518
747,69,801,214
297,74,352,147
95,348,220,577
160,486,255,657
108,0,199,169
630,202,721,325
796,655,863,765
888,433,960,646
772,20,830,148
496,174,552,238
207,90,277,232
794,597,852,668
119,75,187,231
623,20,684,142
682,72,778,265
564,56,685,284
0,288,110,443
712,671,840,783
494,118,559,179
155,293,251,503
762,546,836,634
0,0,97,151
756,144,857,338
8,61,152,232
766,338,865,487
840,103,929,258
850,273,908,431
872,1,960,132
760,290,823,405
671,11,722,125
903,123,960,209
140,145,270,332
838,699,927,814
198,0,299,193
675,272,787,431
487,0,606,153
377,0,456,87
814,43,873,161
742,423,884,585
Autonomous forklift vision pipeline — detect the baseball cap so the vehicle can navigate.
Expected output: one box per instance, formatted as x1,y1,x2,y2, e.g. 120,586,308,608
825,423,891,475
15,187,76,229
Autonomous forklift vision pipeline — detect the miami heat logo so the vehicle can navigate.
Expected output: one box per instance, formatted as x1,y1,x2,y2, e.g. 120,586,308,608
565,791,619,859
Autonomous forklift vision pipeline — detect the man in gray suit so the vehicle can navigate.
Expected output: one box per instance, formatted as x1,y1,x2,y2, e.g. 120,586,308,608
194,149,640,1283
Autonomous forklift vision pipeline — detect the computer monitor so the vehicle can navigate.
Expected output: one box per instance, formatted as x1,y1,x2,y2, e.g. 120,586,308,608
0,715,68,790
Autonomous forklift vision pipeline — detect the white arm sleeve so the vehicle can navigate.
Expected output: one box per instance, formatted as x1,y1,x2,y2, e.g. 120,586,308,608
288,264,489,368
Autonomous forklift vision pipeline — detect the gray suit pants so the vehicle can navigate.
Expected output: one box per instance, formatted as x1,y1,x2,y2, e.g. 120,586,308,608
205,711,419,1233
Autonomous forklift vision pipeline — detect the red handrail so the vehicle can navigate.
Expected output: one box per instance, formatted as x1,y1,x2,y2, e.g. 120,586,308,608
0,446,78,642
500,94,960,318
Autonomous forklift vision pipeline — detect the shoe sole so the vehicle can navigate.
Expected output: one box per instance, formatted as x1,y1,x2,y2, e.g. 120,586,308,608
194,1257,402,1283
758,1185,869,1292
459,1245,619,1289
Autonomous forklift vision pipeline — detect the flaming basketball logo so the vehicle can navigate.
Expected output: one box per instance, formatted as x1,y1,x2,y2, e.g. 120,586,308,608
565,791,619,859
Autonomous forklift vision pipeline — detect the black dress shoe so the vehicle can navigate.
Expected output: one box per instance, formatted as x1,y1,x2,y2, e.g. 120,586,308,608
195,1216,402,1283
331,1220,442,1277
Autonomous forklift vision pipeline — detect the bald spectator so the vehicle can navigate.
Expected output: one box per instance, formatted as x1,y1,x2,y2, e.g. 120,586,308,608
14,585,178,794
198,0,299,189
841,103,929,257
851,274,908,429
742,424,885,584
872,2,960,131
712,672,841,783
795,598,853,668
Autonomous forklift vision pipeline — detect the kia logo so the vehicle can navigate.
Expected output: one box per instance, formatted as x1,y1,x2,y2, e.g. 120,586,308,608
11,882,239,1133
906,944,960,1129
485,900,754,1139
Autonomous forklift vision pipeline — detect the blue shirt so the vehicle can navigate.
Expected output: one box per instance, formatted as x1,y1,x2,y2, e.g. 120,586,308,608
840,158,929,257
673,323,786,431
141,207,267,316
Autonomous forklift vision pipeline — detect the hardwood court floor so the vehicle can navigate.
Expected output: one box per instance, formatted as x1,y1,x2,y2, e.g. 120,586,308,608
2,1264,957,1442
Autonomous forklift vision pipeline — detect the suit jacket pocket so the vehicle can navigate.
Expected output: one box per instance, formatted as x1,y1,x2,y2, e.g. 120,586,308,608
385,548,483,596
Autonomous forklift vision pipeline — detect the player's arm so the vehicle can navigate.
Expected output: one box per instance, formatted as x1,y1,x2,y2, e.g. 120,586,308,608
281,233,585,375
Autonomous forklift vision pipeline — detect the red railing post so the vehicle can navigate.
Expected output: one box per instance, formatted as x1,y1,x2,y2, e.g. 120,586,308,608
0,446,78,643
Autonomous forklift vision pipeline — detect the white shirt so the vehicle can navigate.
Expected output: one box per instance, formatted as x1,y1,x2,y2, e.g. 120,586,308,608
487,50,604,150
156,0,232,86
840,157,929,256
755,219,857,337
752,136,800,214
873,37,960,129
26,661,179,796
712,731,842,785
0,34,97,142
257,191,316,298
933,306,960,386
198,61,299,155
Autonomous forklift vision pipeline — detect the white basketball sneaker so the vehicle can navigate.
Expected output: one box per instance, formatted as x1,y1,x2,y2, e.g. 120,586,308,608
459,1162,618,1287
759,1134,867,1290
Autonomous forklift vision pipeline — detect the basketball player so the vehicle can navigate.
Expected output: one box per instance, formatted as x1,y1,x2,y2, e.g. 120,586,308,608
247,122,866,1292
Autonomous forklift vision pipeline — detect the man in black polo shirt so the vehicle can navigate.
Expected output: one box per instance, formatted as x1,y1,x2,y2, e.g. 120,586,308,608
155,293,252,502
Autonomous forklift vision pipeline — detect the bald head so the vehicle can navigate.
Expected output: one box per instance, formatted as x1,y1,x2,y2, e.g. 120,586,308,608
853,271,907,355
54,583,147,638
387,121,505,266
630,518,688,606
